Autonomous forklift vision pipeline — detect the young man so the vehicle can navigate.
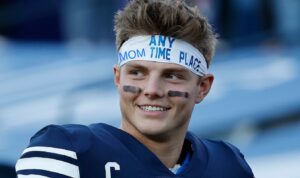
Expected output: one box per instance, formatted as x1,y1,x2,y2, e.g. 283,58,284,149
16,0,254,177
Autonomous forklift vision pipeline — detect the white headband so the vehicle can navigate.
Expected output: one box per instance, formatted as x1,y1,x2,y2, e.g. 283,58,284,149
118,35,208,76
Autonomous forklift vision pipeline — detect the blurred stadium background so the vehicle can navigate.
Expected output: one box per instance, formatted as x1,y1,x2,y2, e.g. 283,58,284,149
1,0,300,177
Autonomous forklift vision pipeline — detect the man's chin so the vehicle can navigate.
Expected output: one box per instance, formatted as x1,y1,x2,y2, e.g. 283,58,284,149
139,127,171,142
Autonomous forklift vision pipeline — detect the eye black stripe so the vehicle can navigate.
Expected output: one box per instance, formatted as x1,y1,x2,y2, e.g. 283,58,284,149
168,91,189,98
123,85,142,93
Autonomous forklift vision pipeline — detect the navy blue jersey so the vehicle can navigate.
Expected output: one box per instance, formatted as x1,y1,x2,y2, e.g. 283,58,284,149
16,123,254,178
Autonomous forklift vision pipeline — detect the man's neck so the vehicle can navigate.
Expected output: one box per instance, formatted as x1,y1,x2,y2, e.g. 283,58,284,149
141,136,186,168
122,126,187,168
120,119,190,168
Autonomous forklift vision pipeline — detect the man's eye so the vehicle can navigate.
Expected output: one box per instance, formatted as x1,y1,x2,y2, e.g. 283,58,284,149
130,70,139,75
129,70,143,77
165,73,184,80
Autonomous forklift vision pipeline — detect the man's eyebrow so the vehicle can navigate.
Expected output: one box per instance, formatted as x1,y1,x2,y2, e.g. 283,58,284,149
163,68,191,74
124,63,191,75
124,63,148,69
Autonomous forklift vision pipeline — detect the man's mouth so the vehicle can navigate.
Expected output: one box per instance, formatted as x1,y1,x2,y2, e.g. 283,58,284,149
138,105,170,112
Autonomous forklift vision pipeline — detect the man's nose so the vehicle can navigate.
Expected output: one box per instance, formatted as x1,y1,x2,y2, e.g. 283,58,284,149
143,75,164,99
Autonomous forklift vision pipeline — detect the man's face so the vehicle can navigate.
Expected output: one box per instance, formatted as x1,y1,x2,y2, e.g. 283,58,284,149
114,60,213,139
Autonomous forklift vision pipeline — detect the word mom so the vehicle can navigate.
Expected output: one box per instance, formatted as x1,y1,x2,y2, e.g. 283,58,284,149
119,48,145,62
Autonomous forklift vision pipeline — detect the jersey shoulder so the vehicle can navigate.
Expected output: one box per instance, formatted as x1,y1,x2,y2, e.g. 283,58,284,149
16,123,111,178
202,138,254,178
29,124,91,150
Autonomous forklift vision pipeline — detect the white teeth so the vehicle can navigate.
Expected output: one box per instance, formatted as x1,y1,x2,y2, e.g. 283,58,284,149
140,106,166,111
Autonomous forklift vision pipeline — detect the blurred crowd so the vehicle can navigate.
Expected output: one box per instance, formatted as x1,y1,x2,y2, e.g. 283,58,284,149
193,0,300,47
0,0,300,48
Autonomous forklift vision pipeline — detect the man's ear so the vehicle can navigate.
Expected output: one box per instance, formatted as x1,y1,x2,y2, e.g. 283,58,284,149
113,65,120,88
195,74,214,103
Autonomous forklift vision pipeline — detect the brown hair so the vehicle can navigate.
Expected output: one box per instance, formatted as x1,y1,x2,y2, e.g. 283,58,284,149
114,0,217,67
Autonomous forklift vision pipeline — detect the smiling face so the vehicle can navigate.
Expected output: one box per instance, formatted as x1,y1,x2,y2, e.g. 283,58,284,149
114,60,213,140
